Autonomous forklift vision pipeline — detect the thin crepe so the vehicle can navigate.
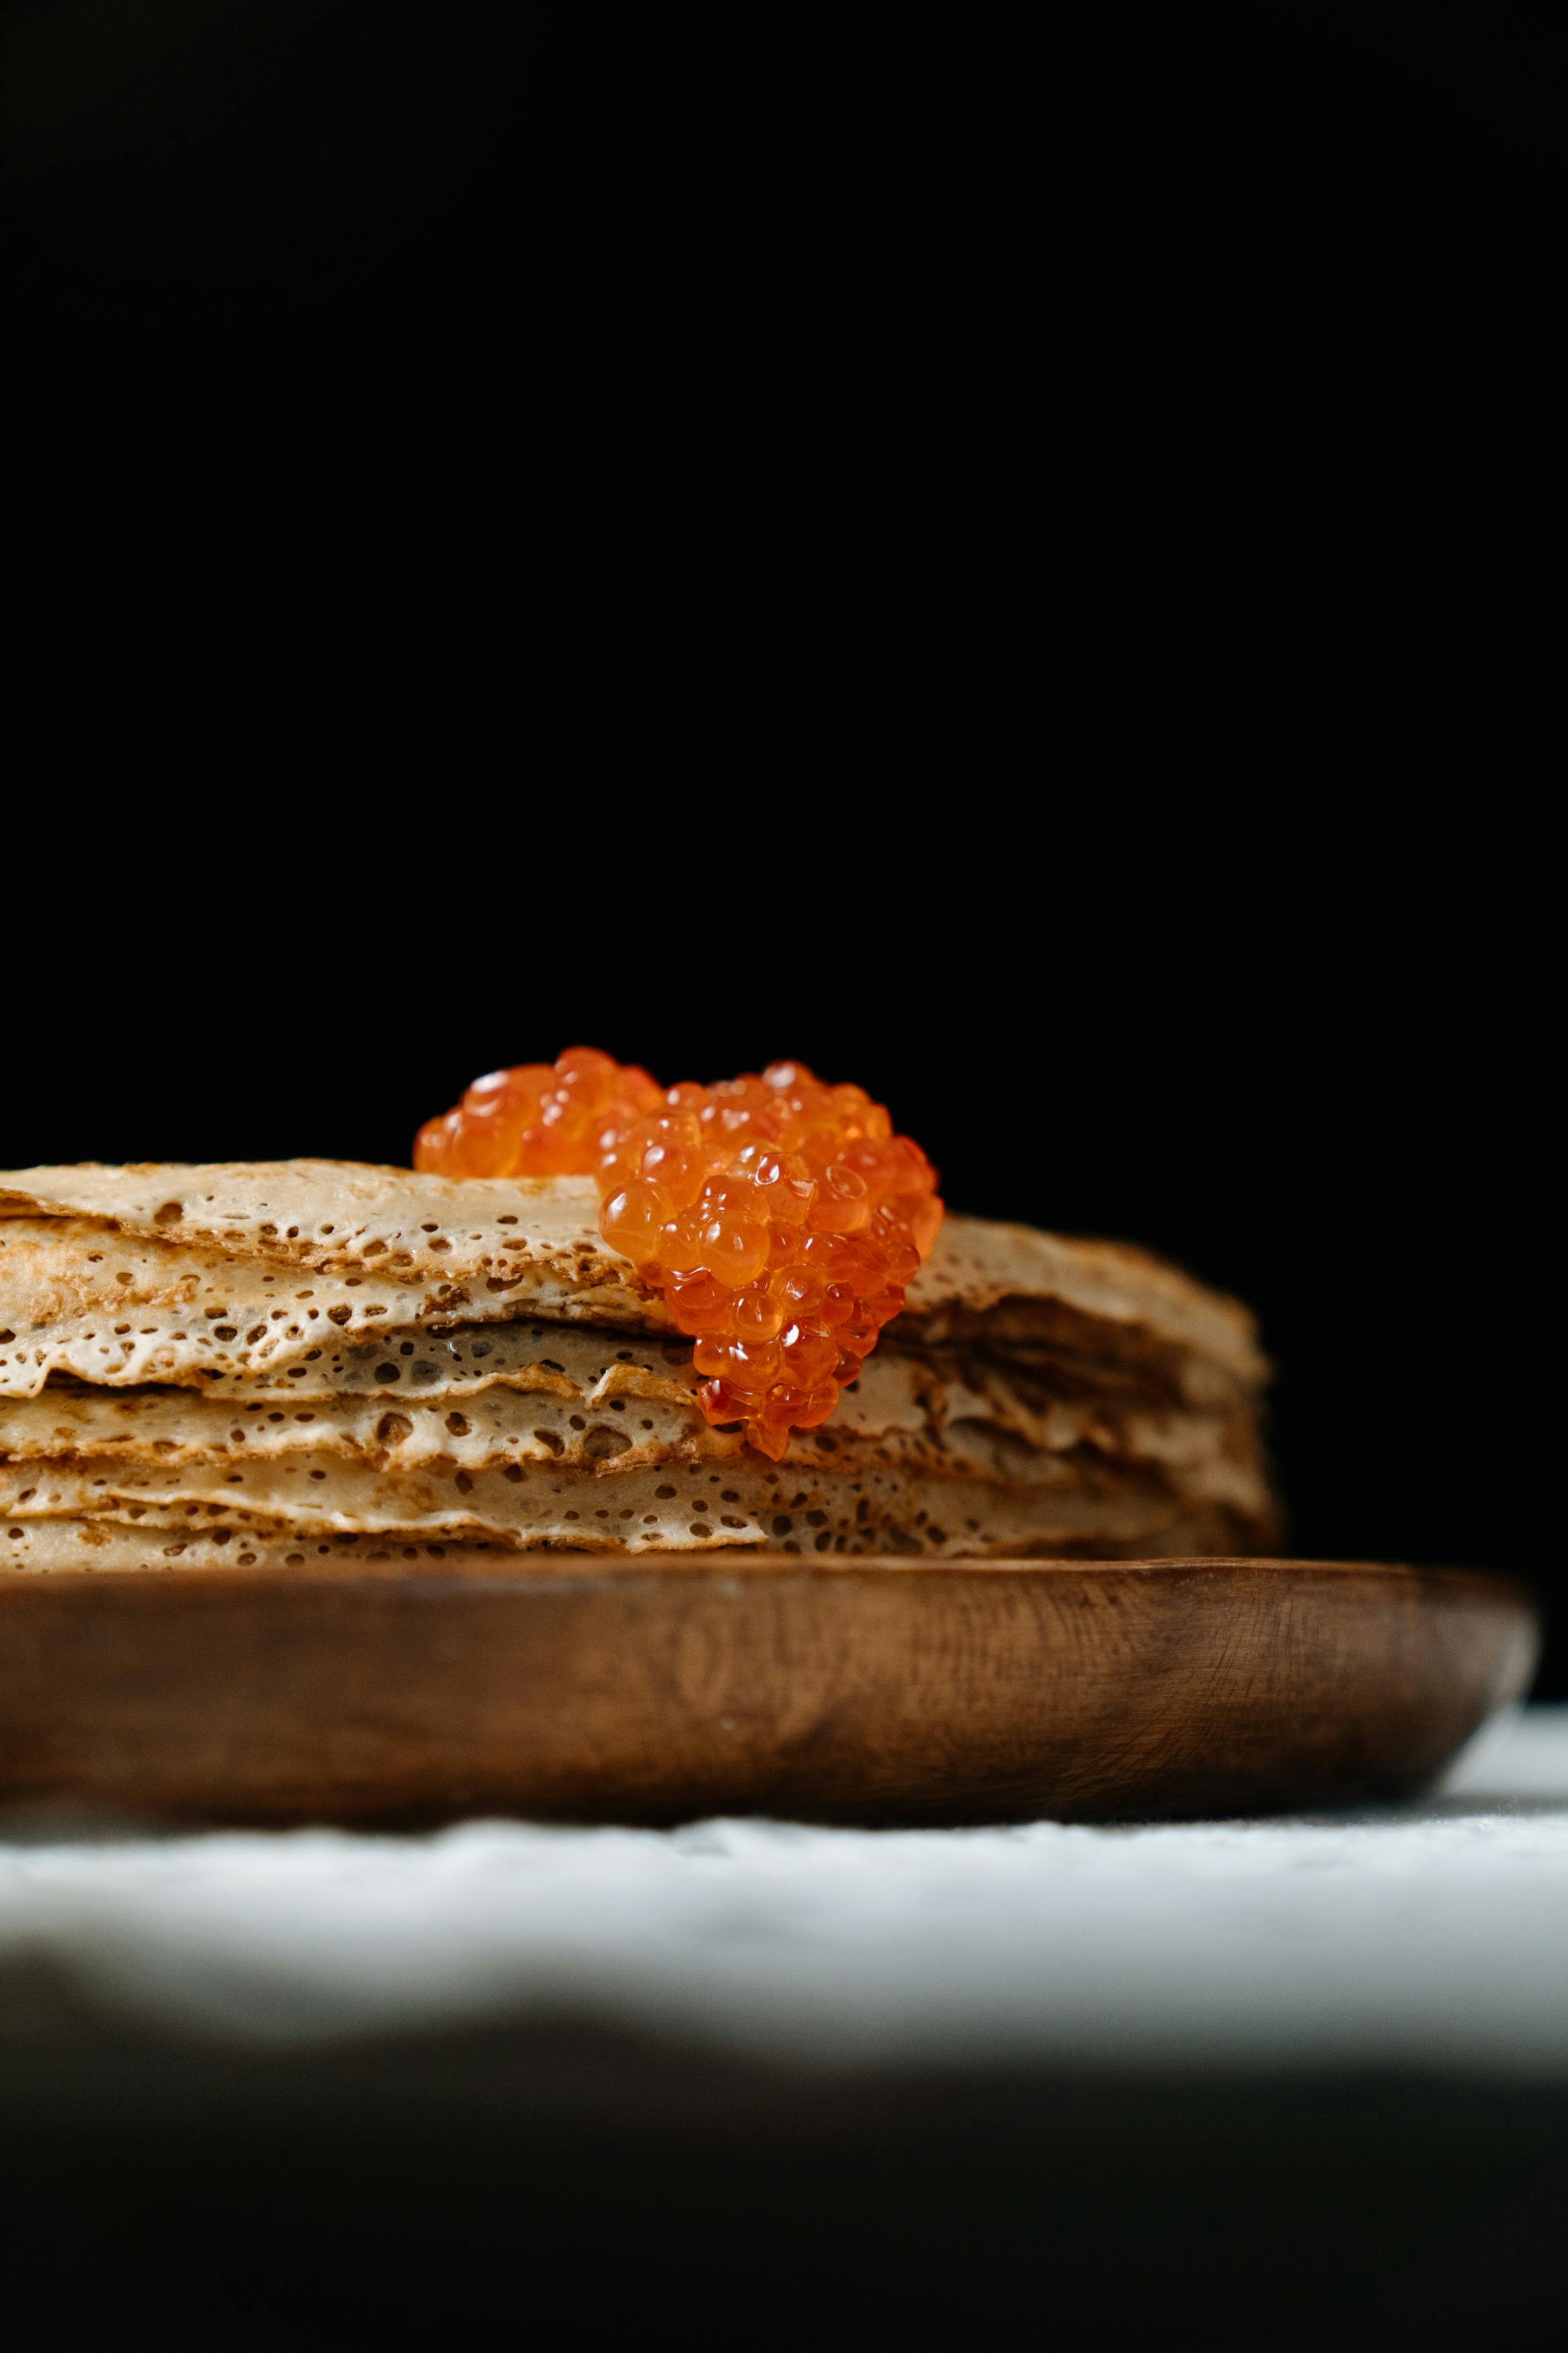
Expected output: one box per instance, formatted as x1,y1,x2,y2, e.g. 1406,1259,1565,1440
0,1164,663,1353
2,1164,1264,1380
903,1217,1268,1386
0,1215,661,1398
0,1367,1272,1540
0,1162,1280,1566
2,1440,1264,1558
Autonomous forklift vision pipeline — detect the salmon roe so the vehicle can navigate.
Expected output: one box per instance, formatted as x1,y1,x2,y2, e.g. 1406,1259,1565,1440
415,1049,944,1459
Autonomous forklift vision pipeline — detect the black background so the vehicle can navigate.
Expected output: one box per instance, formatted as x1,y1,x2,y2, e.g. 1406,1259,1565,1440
5,2,1557,1684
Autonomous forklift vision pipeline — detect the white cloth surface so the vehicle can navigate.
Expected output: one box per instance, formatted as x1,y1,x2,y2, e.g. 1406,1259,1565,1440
3,1708,1567,2075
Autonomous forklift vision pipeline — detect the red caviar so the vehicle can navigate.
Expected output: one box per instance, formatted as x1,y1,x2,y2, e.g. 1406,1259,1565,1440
415,1050,943,1459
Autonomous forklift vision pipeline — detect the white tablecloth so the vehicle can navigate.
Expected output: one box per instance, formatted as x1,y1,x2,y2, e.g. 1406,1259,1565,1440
3,1709,1566,2076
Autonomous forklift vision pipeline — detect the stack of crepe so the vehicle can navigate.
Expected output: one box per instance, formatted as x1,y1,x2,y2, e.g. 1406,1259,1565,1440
1,1163,1279,1570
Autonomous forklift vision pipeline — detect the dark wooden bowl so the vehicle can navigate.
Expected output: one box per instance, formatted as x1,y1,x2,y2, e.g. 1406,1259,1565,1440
0,1553,1538,1828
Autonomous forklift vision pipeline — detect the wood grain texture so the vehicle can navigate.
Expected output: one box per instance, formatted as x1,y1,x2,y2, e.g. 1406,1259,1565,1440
0,1554,1538,1828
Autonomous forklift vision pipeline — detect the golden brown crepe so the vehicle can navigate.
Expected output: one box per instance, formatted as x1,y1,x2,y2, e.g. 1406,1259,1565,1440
1,1164,1279,1564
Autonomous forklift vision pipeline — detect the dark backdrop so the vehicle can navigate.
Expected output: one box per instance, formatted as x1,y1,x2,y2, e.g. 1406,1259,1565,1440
5,5,1557,1680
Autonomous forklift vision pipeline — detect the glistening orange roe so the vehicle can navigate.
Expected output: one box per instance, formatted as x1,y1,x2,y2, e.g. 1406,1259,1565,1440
415,1049,944,1459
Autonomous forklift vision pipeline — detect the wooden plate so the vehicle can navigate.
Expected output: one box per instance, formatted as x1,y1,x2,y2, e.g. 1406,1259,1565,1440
0,1554,1538,1828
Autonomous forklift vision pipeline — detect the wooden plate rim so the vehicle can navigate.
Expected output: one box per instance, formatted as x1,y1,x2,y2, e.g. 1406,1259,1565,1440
0,1552,1536,1607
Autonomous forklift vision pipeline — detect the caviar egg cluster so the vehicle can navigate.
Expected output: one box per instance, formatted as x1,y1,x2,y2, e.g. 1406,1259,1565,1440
415,1049,943,1460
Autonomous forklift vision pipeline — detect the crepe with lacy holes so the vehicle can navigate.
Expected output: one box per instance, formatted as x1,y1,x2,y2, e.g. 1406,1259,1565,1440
0,1164,663,1373
0,1164,1280,1568
1,1455,1268,1561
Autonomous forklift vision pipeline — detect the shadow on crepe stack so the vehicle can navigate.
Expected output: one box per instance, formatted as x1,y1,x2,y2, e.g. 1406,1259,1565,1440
0,1164,1280,1568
